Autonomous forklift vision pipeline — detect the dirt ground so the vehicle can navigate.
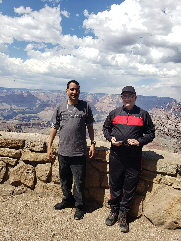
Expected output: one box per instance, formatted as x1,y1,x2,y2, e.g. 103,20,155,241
0,192,181,241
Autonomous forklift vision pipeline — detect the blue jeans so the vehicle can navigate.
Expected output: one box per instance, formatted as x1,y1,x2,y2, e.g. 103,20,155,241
58,155,86,208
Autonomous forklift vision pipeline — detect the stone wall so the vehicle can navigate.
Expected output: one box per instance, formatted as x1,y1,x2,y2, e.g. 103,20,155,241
0,132,181,230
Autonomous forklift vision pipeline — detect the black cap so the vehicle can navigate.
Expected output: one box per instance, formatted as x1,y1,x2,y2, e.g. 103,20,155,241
121,86,136,95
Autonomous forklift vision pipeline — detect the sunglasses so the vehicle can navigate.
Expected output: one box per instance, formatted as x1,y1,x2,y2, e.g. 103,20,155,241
121,94,135,99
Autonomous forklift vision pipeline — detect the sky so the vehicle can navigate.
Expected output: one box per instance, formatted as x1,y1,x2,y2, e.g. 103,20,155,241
1,0,181,101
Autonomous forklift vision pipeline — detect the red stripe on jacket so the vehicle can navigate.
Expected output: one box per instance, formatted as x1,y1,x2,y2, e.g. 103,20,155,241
112,116,144,126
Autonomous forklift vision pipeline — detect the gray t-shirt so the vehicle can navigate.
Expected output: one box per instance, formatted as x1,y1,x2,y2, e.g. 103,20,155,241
51,100,94,156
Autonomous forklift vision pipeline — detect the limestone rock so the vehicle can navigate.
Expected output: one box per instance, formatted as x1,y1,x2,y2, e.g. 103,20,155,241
85,162,100,187
136,179,146,193
90,159,108,173
13,184,28,195
51,158,60,183
140,170,158,183
129,194,144,217
143,184,181,229
0,183,15,196
35,163,51,181
21,150,49,162
0,133,181,230
9,162,35,188
93,147,109,161
34,180,63,196
0,156,18,166
0,161,6,182
172,178,181,190
161,175,176,186
25,140,46,152
86,187,105,204
0,139,25,149
0,148,21,158
142,149,181,175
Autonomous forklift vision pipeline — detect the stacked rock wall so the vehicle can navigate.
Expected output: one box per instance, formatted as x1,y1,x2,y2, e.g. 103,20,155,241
0,132,181,229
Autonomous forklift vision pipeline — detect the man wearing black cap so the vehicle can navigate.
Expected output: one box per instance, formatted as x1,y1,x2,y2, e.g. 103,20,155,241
103,86,155,232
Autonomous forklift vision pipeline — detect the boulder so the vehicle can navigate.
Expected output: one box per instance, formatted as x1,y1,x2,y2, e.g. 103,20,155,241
0,148,21,158
0,161,6,182
13,184,28,195
85,162,101,188
129,194,144,217
90,159,108,174
21,150,49,162
35,163,51,182
0,139,25,148
25,140,46,152
51,158,60,183
142,149,181,175
34,180,63,196
0,183,15,196
9,162,35,188
0,156,18,166
143,184,181,229
85,187,105,204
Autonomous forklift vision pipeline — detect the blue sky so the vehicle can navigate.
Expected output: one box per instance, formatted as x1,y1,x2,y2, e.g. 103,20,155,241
1,0,181,100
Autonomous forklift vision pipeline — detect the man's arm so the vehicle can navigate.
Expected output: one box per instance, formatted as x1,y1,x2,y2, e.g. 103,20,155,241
137,112,155,146
87,124,95,158
103,113,113,142
47,128,57,160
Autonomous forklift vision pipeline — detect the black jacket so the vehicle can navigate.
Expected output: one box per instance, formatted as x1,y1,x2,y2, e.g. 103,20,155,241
103,105,155,160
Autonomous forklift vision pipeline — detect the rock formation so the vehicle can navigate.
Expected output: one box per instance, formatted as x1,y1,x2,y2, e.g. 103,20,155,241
0,131,181,230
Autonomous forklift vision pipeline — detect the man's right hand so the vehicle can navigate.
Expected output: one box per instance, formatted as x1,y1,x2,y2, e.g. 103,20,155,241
111,137,123,146
47,146,55,160
47,128,57,160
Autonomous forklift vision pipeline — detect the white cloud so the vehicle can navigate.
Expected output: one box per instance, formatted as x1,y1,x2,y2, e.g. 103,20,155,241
1,0,181,101
0,43,8,52
14,6,32,14
83,9,89,18
61,10,69,18
0,5,62,45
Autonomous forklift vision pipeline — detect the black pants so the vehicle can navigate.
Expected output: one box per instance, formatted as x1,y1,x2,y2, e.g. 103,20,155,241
58,155,86,208
108,153,141,214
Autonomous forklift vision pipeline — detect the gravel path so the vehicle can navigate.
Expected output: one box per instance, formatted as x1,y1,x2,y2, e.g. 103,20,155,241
0,192,181,241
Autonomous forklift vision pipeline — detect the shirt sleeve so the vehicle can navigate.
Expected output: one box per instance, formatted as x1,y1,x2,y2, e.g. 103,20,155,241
86,103,94,125
137,111,155,146
50,105,61,130
102,111,114,142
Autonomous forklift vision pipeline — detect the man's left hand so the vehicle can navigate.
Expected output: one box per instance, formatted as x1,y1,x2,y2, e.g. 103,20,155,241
127,139,139,146
89,145,95,158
